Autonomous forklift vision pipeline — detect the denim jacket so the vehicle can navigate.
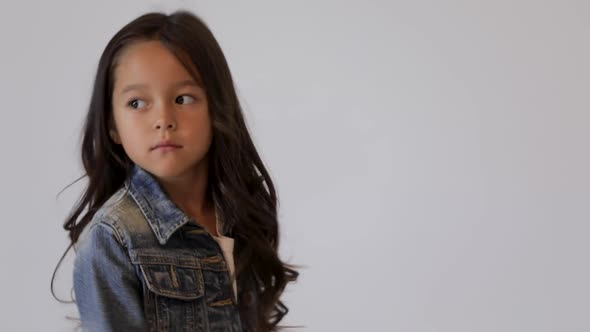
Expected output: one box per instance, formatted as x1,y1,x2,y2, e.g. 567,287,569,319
73,164,243,331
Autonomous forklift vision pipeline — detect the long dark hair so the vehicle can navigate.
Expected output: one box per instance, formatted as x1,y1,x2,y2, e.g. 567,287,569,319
51,10,298,331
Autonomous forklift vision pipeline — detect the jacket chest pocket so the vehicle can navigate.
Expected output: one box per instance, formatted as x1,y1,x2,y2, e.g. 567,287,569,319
129,249,208,331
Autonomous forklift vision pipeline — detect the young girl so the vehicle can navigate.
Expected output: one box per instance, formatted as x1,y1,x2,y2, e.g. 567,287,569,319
57,10,298,332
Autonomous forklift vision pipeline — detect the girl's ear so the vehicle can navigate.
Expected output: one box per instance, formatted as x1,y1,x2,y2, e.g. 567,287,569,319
110,129,121,144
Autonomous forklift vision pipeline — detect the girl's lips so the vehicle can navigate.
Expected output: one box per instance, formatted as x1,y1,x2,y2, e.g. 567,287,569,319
151,139,182,150
152,144,182,151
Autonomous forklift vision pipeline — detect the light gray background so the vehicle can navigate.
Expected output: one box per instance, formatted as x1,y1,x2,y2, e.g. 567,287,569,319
0,1,588,331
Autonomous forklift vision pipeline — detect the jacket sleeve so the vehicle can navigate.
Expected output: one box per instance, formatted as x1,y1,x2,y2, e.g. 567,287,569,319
73,222,147,332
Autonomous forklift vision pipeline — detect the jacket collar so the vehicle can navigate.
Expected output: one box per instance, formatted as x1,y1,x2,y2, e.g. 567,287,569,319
125,163,195,245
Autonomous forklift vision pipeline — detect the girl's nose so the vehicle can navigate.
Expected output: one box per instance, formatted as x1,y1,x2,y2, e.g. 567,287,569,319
154,120,176,131
153,106,177,131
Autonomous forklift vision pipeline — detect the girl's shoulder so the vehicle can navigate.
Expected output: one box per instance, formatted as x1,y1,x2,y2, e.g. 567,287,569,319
78,185,155,250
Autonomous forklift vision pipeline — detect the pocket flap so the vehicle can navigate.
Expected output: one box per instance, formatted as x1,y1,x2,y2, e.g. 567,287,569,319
129,249,204,300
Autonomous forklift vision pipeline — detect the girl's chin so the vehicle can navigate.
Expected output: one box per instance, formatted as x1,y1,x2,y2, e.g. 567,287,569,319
140,164,185,179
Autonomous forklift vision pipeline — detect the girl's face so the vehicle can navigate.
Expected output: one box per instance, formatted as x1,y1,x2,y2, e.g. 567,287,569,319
110,40,212,181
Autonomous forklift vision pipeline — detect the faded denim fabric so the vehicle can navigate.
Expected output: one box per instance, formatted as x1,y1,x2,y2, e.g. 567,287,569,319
73,164,243,331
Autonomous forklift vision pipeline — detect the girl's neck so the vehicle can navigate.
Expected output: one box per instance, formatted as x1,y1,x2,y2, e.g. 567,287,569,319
157,160,212,217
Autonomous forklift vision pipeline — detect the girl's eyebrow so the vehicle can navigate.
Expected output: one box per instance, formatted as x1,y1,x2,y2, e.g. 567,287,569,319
120,79,201,94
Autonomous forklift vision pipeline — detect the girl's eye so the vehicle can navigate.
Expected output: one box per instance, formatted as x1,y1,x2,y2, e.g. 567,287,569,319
176,95,196,105
127,99,146,109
